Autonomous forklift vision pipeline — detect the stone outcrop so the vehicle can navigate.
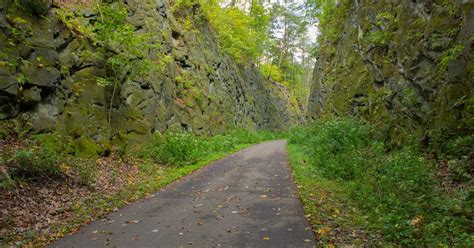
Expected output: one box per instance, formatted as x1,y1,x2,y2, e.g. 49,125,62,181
0,0,299,149
307,0,473,144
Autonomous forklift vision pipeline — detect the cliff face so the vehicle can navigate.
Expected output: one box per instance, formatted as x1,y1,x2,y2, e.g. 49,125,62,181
0,0,299,147
307,0,473,144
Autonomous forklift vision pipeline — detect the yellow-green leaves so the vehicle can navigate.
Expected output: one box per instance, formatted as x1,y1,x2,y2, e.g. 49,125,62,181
202,1,270,63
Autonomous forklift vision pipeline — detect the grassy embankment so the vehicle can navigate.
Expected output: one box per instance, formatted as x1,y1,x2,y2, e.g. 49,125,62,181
0,129,278,246
286,119,473,246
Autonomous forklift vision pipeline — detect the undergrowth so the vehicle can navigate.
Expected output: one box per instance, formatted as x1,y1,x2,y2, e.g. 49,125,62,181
0,128,279,190
287,118,473,246
1,128,278,246
142,128,278,166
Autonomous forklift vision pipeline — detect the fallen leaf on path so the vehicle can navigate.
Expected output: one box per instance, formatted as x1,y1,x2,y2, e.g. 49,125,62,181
263,236,270,241
126,219,142,224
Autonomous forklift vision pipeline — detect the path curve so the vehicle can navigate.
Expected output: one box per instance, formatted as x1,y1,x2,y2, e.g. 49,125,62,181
50,140,315,247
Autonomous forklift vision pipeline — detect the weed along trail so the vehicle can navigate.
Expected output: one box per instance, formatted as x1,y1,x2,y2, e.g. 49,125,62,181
49,140,315,247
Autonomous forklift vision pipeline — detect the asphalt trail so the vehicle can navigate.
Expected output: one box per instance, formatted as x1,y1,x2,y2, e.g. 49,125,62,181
50,140,315,248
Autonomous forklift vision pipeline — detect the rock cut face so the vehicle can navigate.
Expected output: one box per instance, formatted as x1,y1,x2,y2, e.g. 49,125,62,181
307,1,473,143
0,0,299,146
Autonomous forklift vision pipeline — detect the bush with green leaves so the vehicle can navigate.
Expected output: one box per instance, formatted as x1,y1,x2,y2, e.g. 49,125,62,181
147,130,205,167
427,129,473,182
11,0,49,17
171,0,270,63
287,119,472,246
8,146,62,180
144,128,279,167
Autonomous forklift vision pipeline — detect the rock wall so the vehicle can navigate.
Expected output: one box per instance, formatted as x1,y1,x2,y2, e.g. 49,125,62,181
307,0,473,144
0,0,299,148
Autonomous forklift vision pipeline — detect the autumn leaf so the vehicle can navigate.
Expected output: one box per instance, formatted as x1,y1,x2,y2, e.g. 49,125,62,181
317,226,331,236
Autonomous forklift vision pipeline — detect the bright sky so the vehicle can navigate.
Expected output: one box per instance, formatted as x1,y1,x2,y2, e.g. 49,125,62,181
307,25,319,43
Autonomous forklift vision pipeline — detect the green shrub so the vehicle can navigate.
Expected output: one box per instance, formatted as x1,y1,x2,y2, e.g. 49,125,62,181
439,44,464,72
147,130,205,167
0,173,15,189
12,0,49,17
365,30,391,47
206,134,236,153
446,135,474,158
143,128,278,167
11,146,62,179
288,119,472,246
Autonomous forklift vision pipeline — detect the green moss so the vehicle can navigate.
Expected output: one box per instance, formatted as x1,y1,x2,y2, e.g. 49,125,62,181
73,137,99,158
8,0,49,17
439,44,464,72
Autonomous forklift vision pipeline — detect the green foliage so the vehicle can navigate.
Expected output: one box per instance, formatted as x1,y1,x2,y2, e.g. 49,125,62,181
446,135,474,158
375,12,394,25
143,128,278,167
11,0,49,17
287,143,372,245
172,0,195,11
57,3,161,123
6,146,62,180
427,129,474,182
0,133,104,187
169,0,270,62
94,3,159,79
365,30,391,47
439,44,464,72
56,8,94,37
291,119,371,180
287,119,472,246
202,1,270,63
259,63,288,86
427,128,473,159
308,0,349,44
211,7,260,62
146,130,204,166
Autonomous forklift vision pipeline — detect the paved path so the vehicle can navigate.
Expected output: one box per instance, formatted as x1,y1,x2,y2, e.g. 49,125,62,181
50,140,315,247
